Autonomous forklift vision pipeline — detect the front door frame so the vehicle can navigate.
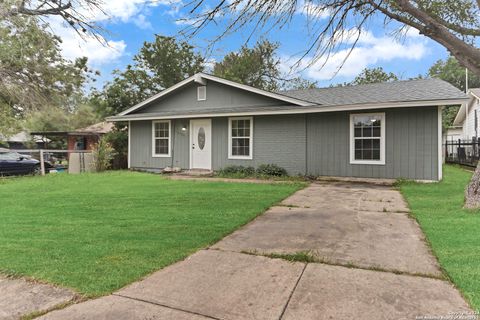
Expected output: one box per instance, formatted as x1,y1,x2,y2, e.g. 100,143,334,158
189,118,212,170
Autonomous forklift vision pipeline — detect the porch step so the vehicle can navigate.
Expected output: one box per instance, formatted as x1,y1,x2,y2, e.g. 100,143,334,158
175,169,214,177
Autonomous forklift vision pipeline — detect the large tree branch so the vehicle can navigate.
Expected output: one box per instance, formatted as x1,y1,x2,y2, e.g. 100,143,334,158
16,1,73,16
366,0,480,75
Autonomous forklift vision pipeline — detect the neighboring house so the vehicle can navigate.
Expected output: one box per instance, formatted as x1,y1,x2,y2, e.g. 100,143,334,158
443,126,463,142
107,73,468,181
453,88,480,140
31,122,114,151
67,122,114,151
0,131,48,149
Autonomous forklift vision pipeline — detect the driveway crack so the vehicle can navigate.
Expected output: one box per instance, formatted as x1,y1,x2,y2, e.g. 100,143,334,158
278,263,308,320
112,293,222,320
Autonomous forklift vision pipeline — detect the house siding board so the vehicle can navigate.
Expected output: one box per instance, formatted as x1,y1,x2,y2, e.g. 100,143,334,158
306,107,439,180
212,115,307,174
128,106,439,180
134,82,286,114
130,120,189,169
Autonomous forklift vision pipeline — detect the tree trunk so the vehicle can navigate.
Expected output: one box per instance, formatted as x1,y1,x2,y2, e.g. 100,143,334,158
464,162,480,209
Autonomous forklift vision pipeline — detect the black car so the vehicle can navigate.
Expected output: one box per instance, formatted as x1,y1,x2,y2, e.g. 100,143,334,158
0,148,47,176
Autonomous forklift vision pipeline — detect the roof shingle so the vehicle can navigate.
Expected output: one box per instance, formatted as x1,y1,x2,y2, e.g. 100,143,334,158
279,78,467,105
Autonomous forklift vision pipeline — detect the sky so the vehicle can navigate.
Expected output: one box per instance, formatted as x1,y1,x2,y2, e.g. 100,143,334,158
51,0,451,90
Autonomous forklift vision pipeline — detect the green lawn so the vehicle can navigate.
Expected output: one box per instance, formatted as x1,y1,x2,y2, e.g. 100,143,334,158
0,172,303,296
399,165,480,310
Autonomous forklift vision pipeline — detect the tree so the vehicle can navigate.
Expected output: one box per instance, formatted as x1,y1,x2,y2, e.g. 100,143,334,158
279,77,318,91
185,0,480,77
213,40,282,91
1,0,104,39
0,15,94,136
23,104,99,132
213,40,317,91
94,35,205,118
429,56,480,92
349,67,398,85
428,56,480,128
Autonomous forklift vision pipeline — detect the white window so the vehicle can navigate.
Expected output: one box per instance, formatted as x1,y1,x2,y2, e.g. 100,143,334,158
350,113,385,165
228,117,253,159
197,86,206,101
152,120,171,157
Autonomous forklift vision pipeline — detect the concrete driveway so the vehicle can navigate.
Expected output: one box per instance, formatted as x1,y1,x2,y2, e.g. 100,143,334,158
212,182,441,276
40,182,471,320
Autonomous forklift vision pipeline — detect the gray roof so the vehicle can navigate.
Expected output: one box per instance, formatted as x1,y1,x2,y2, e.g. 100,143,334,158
470,88,480,97
108,77,468,121
280,78,467,105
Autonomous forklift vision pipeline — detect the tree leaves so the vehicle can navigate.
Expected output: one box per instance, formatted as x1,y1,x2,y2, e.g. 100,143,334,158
349,67,398,85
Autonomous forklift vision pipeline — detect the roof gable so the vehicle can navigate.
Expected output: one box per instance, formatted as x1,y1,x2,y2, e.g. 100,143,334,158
119,73,313,116
453,88,480,125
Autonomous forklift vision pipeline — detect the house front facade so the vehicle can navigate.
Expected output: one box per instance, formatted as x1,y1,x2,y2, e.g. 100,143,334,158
108,73,468,181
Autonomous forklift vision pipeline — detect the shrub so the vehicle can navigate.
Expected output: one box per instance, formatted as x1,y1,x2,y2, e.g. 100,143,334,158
256,164,287,177
92,137,117,172
218,165,256,177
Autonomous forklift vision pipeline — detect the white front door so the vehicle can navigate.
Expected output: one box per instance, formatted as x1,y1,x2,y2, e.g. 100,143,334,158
190,119,212,170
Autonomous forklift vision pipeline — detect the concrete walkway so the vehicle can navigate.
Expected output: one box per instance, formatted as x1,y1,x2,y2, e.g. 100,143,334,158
0,275,75,320
39,182,471,320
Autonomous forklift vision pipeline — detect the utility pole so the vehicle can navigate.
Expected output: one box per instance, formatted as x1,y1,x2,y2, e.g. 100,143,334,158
466,68,469,93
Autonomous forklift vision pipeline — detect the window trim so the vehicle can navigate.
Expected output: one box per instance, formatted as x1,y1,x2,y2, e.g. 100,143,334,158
349,112,386,165
197,86,206,101
228,116,253,160
152,120,171,158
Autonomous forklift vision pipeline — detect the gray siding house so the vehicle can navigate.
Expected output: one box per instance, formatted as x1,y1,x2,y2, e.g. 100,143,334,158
108,73,468,181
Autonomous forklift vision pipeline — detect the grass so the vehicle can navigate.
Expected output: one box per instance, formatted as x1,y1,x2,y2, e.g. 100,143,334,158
265,252,318,263
0,171,303,297
398,165,480,310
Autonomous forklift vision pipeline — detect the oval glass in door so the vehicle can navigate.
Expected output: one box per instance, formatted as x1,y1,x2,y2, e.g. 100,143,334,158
198,127,206,150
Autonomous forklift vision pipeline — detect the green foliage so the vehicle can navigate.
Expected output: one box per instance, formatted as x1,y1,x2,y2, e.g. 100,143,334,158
0,172,301,295
399,165,480,310
265,251,317,263
256,164,287,176
138,36,205,89
217,164,288,178
103,127,128,168
217,165,256,177
213,39,316,92
214,40,281,91
349,67,399,85
429,56,480,92
428,56,480,128
0,15,94,135
280,77,318,90
92,137,116,172
94,35,205,117
442,105,461,129
24,104,100,133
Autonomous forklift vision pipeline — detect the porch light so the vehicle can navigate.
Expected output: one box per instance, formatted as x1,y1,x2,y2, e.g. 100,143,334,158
181,126,187,131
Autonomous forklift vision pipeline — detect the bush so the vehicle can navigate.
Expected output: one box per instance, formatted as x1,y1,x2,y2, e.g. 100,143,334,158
92,137,117,172
256,164,287,177
217,164,288,178
104,126,128,169
218,165,256,177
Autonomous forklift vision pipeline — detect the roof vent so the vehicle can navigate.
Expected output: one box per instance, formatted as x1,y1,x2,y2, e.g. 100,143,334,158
197,86,206,101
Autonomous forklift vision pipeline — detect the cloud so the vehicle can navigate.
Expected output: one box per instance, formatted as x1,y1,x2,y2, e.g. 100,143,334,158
300,1,330,19
133,14,153,29
48,0,181,67
48,17,126,67
281,30,428,81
